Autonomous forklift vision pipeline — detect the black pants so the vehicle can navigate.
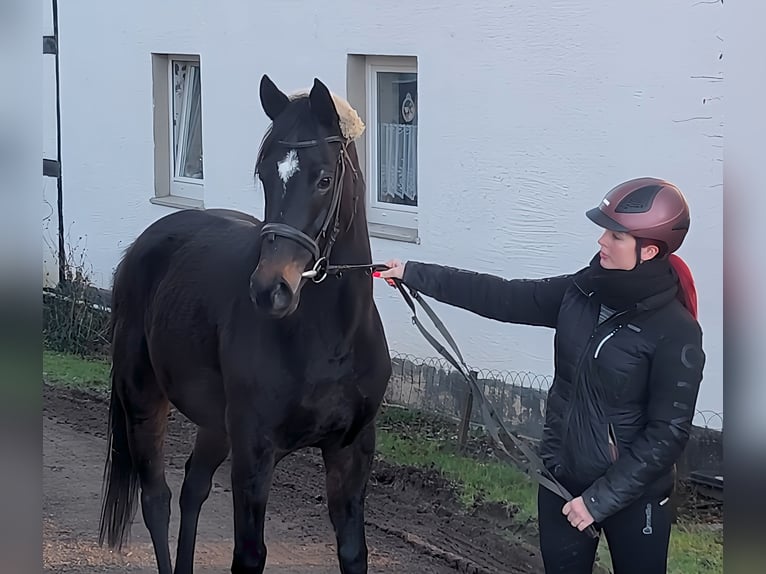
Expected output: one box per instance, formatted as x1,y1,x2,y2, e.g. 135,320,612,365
537,485,672,574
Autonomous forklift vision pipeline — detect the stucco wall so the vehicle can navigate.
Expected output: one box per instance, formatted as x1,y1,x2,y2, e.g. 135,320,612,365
47,0,723,420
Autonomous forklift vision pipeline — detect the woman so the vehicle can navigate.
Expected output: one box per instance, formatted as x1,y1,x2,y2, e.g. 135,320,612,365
376,177,705,574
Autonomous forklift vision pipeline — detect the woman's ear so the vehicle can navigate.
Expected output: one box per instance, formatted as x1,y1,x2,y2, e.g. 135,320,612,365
640,243,660,262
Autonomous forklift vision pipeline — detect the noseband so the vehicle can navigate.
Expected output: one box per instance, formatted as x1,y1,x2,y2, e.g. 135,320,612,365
259,134,356,283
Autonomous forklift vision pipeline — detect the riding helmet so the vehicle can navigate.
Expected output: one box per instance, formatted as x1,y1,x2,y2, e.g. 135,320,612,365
586,177,691,254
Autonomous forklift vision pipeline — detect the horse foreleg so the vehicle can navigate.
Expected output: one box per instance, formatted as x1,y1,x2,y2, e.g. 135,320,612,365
173,428,230,574
321,422,376,574
228,435,275,573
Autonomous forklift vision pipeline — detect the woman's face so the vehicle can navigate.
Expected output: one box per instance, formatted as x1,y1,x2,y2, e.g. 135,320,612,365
597,229,658,270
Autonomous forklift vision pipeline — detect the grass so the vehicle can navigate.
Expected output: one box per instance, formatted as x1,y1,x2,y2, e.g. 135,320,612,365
667,523,723,573
43,349,111,392
376,427,538,520
43,350,722,573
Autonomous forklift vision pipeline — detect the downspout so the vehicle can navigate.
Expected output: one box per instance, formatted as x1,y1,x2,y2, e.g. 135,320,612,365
44,0,66,285
53,0,66,284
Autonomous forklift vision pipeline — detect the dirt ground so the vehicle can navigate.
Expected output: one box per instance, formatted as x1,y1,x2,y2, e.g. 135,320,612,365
43,383,544,574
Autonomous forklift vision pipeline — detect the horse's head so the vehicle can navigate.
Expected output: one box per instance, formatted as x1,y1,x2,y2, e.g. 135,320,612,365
250,75,363,318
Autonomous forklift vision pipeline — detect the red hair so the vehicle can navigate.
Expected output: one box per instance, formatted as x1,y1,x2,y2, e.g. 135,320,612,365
668,254,698,319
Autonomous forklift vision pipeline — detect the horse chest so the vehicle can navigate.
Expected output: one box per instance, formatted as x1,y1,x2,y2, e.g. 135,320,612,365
273,306,358,376
275,373,368,450
265,337,375,446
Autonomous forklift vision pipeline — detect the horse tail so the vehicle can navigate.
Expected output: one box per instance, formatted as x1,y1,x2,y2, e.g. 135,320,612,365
97,371,139,550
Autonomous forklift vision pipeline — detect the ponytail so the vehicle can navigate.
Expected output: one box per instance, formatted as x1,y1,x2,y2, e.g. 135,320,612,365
668,254,698,320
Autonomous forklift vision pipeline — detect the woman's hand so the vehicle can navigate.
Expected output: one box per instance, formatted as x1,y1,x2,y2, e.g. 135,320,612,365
374,259,406,285
562,496,595,531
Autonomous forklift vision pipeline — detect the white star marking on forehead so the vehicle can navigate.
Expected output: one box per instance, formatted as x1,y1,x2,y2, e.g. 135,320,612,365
277,150,300,186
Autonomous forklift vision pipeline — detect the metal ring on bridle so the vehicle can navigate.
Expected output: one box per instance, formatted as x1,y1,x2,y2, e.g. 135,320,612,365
301,256,328,283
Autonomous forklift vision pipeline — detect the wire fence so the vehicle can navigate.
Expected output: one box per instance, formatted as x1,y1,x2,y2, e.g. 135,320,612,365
385,351,723,481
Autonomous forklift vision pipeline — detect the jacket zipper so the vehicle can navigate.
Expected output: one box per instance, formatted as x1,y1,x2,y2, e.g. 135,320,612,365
594,328,619,358
559,285,632,464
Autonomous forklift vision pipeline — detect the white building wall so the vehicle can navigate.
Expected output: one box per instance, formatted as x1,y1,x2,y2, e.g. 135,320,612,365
48,0,723,421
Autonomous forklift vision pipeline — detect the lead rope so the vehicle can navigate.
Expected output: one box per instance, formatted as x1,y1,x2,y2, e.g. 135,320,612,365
390,278,599,539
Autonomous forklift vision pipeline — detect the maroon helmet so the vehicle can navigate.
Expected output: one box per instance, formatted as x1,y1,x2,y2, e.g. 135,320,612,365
586,177,691,254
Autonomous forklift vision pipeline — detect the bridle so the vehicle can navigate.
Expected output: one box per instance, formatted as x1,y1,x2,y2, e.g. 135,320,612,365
258,134,383,283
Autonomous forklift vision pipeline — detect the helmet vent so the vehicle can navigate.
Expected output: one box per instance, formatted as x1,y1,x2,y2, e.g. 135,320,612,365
614,184,663,213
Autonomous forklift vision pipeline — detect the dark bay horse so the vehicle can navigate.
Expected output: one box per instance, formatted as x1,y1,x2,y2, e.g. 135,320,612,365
98,75,392,574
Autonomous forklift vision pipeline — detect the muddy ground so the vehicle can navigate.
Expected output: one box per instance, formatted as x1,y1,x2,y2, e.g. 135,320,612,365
43,383,544,573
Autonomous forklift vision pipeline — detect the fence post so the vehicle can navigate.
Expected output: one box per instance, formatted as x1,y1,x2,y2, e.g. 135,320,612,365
458,370,477,452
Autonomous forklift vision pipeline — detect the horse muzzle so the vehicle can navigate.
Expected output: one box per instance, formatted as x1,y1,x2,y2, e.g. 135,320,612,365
249,258,305,317
250,276,294,317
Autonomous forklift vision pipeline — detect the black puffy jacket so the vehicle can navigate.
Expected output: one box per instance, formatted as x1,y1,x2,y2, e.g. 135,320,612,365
401,260,705,522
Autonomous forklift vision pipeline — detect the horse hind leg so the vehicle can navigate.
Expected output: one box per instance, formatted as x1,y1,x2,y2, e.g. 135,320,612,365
99,335,173,574
129,388,174,574
173,428,230,574
321,422,377,574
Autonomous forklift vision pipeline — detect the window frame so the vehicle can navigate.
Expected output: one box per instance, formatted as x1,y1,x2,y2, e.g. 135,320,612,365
167,55,204,201
150,53,205,210
364,55,419,239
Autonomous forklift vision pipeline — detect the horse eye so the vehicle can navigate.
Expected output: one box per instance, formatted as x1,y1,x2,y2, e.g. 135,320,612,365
317,176,332,193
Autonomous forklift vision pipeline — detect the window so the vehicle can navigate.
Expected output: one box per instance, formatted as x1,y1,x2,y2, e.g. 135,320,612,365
151,54,204,209
170,59,204,190
348,55,418,243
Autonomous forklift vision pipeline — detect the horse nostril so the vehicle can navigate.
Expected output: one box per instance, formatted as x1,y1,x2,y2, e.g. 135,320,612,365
270,279,292,311
250,274,295,316
252,286,271,310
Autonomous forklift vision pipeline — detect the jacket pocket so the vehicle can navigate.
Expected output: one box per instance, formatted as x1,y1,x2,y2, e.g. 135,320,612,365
594,362,630,404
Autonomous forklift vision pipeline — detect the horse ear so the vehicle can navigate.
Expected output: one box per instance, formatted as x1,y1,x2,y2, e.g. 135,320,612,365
260,74,290,122
308,77,340,131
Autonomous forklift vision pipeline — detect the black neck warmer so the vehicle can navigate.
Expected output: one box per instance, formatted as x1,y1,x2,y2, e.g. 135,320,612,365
584,253,679,311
